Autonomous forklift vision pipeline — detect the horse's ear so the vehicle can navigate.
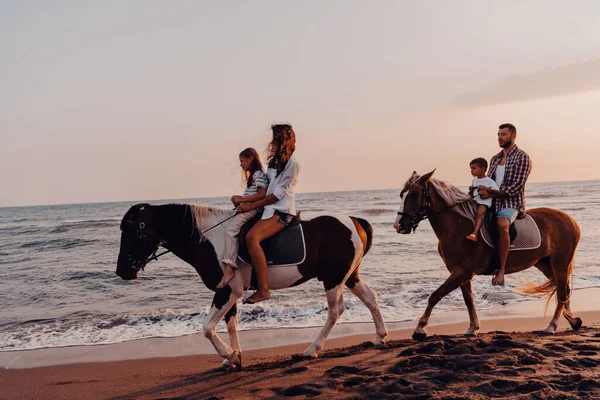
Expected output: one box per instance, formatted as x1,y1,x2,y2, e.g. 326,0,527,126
412,171,418,176
418,169,436,184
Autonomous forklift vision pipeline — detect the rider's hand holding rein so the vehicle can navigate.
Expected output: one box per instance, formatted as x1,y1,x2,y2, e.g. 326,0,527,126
231,195,243,206
236,203,252,213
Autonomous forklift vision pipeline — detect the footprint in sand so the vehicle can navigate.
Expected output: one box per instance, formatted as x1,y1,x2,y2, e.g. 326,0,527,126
282,366,309,375
279,384,322,397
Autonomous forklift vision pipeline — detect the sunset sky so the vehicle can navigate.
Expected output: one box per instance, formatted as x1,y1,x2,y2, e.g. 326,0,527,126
2,1,600,207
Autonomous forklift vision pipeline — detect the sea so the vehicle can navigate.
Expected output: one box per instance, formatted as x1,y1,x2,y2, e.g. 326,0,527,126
1,180,599,351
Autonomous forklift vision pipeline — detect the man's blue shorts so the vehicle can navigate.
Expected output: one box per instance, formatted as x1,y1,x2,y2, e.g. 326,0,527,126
496,208,519,224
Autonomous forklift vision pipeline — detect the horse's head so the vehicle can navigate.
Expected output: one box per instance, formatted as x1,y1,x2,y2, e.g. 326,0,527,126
394,169,436,234
116,203,162,280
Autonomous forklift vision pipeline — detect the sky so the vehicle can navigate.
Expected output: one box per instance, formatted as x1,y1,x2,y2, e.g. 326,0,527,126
1,1,600,207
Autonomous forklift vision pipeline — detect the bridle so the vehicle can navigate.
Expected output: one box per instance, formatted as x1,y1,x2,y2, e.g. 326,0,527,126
122,207,237,272
397,181,432,232
397,181,476,233
122,217,164,272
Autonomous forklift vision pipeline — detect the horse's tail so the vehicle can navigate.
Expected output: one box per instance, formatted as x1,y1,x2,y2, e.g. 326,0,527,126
352,217,373,256
519,215,580,316
519,257,576,317
519,279,559,312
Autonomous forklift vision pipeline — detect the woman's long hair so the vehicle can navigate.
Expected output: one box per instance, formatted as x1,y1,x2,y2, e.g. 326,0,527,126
267,124,296,175
240,148,264,188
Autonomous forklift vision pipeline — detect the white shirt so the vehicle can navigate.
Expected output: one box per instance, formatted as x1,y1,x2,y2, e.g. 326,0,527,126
242,170,268,198
262,155,300,220
472,176,499,207
494,164,506,187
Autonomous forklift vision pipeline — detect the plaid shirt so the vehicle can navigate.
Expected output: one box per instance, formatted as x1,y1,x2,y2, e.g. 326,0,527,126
487,145,532,213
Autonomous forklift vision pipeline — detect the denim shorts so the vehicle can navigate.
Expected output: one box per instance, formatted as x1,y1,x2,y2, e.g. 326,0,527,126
275,211,296,226
496,208,519,224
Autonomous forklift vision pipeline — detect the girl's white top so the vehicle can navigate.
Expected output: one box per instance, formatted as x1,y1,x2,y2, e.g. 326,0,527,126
262,155,299,220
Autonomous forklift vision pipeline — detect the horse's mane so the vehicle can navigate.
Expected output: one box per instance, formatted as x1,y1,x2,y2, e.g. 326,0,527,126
406,175,477,222
189,204,234,242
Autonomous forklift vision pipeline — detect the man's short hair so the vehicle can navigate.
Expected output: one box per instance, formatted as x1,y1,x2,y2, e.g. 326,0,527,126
499,123,517,135
470,157,488,170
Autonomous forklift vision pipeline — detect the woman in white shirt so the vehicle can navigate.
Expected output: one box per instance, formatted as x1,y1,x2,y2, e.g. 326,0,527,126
236,124,299,304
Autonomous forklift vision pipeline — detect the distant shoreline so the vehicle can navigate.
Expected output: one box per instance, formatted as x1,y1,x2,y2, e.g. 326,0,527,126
1,178,599,209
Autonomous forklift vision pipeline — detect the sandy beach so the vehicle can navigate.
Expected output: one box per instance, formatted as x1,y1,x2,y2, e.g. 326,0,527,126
2,288,600,399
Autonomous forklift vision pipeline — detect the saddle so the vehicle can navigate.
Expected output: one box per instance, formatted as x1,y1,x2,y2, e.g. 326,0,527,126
480,211,541,251
481,210,541,275
237,212,306,269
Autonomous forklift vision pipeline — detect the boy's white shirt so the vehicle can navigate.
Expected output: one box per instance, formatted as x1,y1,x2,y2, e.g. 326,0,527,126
472,176,499,207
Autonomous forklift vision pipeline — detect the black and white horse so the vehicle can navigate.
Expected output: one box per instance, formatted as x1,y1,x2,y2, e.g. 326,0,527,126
115,203,388,368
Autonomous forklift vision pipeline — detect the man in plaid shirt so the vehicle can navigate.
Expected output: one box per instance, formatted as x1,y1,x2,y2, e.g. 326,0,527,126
478,123,532,286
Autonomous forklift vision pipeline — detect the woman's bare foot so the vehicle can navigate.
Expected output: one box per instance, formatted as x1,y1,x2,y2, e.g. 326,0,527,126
217,265,236,289
243,289,271,304
466,233,478,242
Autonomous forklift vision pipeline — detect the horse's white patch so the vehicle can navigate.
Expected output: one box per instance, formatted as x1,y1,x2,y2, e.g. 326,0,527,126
394,194,406,231
190,204,235,270
267,265,304,289
236,262,303,290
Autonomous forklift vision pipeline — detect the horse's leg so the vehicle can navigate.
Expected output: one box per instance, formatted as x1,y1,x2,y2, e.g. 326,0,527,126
536,257,582,331
460,280,480,336
203,284,243,368
543,254,580,333
221,304,241,369
302,285,345,358
414,270,472,340
345,271,388,345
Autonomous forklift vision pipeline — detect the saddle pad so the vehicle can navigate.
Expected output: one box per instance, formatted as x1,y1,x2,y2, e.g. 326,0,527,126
481,214,541,251
238,223,306,267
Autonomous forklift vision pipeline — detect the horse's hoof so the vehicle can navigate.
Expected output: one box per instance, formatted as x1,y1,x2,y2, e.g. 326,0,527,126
301,350,319,359
412,332,427,341
227,350,242,370
572,317,583,331
221,361,233,371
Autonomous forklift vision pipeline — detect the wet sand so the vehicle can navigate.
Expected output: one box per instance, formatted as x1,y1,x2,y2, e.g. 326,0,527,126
2,290,600,399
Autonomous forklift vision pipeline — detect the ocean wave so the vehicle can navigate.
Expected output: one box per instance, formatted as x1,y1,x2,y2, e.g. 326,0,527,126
0,226,42,235
529,193,563,199
359,208,396,216
0,298,403,351
50,219,120,233
372,201,396,206
20,238,97,250
63,271,115,281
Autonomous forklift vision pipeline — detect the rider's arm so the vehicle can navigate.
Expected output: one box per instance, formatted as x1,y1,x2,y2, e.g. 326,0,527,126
242,193,279,211
480,188,507,198
271,158,299,200
240,187,266,204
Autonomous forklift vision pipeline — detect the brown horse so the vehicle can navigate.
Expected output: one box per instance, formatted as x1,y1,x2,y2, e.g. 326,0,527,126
393,170,582,340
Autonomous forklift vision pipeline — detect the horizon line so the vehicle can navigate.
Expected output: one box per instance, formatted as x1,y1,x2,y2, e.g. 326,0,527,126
1,177,598,209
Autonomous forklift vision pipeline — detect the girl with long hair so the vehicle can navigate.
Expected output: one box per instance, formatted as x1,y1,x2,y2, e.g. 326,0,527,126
217,148,268,288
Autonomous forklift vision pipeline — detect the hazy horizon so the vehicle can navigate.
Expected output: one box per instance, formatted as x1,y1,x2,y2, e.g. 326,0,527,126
2,1,600,207
2,177,599,209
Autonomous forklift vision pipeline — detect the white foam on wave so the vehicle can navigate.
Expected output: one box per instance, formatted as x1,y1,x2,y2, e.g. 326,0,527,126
3,273,600,352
